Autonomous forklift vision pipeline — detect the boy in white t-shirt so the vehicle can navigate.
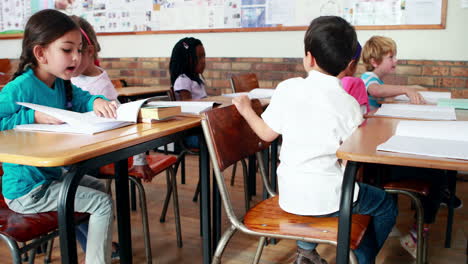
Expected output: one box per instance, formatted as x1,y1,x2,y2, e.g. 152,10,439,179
233,16,397,264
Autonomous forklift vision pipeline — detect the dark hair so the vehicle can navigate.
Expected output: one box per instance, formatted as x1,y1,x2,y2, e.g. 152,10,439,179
169,37,204,86
12,9,79,108
70,15,101,59
304,16,357,76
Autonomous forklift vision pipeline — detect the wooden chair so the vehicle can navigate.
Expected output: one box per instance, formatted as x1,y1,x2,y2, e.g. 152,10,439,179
111,79,125,88
230,73,259,93
0,59,12,85
99,153,185,263
0,164,89,264
201,101,370,264
383,179,430,264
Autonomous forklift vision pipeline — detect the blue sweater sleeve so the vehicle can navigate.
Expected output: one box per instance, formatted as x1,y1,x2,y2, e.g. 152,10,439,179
70,83,107,113
0,83,35,131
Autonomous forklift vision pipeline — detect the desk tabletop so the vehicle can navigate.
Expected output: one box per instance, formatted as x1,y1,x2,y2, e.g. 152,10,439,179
0,116,201,167
337,118,468,171
116,86,171,97
365,108,468,121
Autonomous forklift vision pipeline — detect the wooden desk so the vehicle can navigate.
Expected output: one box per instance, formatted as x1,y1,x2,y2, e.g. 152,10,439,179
335,118,468,264
116,86,171,102
0,117,204,264
365,108,468,121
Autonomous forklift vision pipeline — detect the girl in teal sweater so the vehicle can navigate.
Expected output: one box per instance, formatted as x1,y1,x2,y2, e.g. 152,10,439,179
0,9,117,264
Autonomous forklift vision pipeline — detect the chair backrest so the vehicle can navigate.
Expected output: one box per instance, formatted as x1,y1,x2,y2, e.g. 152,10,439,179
111,79,124,88
230,73,259,93
201,100,274,223
0,59,11,85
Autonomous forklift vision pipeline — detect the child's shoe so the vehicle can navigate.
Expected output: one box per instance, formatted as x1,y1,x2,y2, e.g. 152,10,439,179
293,247,328,264
399,233,417,259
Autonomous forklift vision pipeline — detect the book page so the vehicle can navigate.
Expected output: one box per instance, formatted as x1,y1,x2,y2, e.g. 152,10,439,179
375,104,456,120
394,91,451,104
146,101,216,114
395,120,468,142
377,135,468,160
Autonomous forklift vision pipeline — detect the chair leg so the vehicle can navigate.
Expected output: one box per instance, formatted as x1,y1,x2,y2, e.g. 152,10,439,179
129,176,153,264
45,238,54,264
212,224,237,264
230,162,237,186
169,168,183,248
241,159,250,211
252,237,266,264
20,242,28,262
27,239,39,264
192,180,201,202
0,234,22,264
160,170,172,223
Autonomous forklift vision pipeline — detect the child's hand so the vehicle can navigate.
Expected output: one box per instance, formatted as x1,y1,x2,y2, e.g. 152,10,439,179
130,164,155,182
405,88,425,104
93,99,118,118
232,95,252,117
34,111,64,124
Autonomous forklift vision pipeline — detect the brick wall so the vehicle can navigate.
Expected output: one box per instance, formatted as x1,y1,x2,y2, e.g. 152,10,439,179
3,58,468,97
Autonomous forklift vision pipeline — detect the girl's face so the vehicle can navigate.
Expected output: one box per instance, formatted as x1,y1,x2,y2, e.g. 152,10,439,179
374,52,397,76
37,29,82,85
72,44,94,77
195,45,206,74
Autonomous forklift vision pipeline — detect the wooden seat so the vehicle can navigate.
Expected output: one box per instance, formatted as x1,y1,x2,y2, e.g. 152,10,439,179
201,101,370,264
0,164,88,264
99,154,183,264
244,196,370,250
230,73,259,93
383,179,431,264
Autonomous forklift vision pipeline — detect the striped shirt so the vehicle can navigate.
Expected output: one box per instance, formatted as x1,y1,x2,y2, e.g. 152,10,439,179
361,71,383,109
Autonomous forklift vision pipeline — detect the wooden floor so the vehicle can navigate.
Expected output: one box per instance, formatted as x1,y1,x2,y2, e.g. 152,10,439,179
1,155,467,263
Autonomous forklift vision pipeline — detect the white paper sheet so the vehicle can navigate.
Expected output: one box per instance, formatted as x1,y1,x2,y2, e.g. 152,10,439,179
377,120,468,160
374,104,456,120
394,91,451,104
222,88,274,99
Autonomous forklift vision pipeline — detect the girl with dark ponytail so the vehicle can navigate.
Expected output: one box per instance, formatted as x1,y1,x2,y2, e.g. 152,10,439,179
0,9,116,264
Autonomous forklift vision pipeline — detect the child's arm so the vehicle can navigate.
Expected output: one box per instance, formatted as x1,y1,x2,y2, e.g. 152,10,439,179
368,84,426,104
232,96,279,142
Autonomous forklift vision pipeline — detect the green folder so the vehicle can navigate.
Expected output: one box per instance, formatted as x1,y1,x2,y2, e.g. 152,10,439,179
437,98,468,109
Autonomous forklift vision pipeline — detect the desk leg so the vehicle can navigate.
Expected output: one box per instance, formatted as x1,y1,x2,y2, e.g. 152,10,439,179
115,159,132,264
248,155,256,197
270,139,278,193
58,166,85,264
445,170,457,248
199,134,212,264
336,161,359,264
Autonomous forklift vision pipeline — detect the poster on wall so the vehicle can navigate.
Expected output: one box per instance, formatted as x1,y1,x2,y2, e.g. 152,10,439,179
0,0,445,35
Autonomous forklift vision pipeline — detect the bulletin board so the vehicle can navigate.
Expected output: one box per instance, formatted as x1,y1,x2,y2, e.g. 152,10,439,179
0,0,447,39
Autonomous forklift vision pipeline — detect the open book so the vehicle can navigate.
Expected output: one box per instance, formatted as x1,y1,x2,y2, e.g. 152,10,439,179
222,88,275,99
377,120,468,160
394,91,451,104
374,103,456,120
14,98,157,135
145,101,217,114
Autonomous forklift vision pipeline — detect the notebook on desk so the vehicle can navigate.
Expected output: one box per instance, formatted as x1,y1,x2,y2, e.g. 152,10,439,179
394,91,451,104
374,104,456,120
222,88,275,99
377,120,468,160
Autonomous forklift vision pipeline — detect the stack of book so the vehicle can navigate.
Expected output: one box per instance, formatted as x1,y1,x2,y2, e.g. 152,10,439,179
137,105,181,123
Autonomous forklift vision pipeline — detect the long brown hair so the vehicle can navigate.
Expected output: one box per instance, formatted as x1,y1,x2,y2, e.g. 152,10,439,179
12,9,79,108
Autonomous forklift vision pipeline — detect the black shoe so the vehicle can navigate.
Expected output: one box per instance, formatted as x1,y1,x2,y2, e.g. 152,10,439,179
440,190,463,209
111,242,120,260
293,248,328,264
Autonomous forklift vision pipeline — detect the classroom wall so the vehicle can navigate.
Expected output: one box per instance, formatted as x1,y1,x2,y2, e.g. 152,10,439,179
1,1,467,95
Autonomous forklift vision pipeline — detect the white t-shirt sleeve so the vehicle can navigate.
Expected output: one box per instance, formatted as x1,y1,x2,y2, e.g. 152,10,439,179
173,75,193,93
261,83,284,134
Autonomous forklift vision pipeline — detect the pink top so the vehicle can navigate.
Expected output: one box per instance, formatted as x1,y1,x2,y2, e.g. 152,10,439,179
341,77,369,114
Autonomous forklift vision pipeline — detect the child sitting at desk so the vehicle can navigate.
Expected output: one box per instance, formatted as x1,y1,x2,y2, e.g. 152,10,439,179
0,9,116,264
338,41,369,115
169,37,207,148
361,36,425,110
233,16,397,264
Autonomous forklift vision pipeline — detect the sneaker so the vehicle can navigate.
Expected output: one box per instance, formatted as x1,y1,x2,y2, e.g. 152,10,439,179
440,189,463,209
293,248,328,264
400,233,417,259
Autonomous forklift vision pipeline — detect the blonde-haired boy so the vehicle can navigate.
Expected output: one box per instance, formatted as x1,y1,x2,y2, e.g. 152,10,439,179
361,36,425,109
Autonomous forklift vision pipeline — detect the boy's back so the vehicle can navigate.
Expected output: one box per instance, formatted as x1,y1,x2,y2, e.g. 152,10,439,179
262,71,362,215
